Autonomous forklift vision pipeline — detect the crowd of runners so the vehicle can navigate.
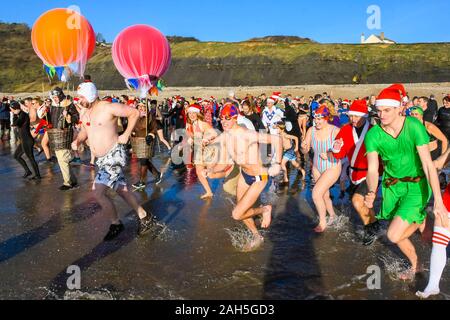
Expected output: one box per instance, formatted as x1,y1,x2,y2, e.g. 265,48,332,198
1,78,449,299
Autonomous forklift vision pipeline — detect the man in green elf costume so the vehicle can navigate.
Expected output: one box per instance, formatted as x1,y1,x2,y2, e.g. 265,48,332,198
364,83,447,281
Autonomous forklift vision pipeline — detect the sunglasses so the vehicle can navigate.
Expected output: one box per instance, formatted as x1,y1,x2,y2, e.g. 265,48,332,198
313,115,326,119
220,116,236,121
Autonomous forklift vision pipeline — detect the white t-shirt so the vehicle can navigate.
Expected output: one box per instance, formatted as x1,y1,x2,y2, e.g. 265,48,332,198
237,115,255,130
261,107,284,134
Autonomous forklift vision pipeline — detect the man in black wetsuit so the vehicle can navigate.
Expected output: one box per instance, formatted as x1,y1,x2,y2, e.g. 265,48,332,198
10,101,41,180
168,100,186,144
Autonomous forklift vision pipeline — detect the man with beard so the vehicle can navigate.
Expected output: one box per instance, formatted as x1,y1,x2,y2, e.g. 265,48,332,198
46,88,79,190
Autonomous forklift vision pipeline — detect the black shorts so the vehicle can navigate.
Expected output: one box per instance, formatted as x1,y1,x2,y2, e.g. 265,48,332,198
348,180,368,197
156,120,163,131
430,140,442,161
0,119,10,130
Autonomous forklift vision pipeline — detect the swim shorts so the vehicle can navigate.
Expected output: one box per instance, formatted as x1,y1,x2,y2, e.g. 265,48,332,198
94,144,127,190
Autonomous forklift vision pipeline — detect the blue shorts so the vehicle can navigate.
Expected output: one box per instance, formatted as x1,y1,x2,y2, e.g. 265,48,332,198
283,149,297,161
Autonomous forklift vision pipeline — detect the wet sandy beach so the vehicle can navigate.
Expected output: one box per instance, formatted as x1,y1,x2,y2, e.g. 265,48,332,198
0,140,448,300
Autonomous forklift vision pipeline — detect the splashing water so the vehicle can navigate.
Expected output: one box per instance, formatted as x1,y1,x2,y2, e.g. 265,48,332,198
63,289,115,300
225,227,254,251
40,287,115,300
225,227,267,252
379,253,410,281
153,221,178,242
327,214,350,232
40,285,183,300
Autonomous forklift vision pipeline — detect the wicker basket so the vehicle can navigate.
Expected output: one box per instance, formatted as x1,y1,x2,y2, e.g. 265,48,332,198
47,128,73,151
131,137,154,159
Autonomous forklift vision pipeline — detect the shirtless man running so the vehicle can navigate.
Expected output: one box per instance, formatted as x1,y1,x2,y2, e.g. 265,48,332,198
205,103,283,251
71,82,159,241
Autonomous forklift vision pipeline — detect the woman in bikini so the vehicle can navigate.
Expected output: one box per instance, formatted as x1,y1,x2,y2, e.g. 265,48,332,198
302,105,341,232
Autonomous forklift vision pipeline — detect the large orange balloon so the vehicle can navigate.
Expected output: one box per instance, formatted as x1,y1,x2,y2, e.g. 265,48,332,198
31,8,95,75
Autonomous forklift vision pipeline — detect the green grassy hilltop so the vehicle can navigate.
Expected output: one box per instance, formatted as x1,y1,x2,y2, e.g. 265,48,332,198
0,22,449,92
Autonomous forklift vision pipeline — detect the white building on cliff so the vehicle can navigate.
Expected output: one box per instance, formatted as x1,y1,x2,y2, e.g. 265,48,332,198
361,32,396,44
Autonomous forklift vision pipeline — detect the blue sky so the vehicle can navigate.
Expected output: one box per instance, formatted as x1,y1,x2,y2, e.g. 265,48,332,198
1,0,449,43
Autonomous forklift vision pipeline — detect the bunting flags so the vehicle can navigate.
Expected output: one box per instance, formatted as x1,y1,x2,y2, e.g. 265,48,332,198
43,64,72,82
44,64,56,78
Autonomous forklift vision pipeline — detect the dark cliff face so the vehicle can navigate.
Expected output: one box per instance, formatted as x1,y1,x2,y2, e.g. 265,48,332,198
0,22,449,92
86,54,450,90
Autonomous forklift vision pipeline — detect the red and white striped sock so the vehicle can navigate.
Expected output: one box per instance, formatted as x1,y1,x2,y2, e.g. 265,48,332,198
422,226,450,295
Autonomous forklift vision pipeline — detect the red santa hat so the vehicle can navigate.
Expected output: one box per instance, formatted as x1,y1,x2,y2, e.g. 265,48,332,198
348,100,368,117
196,98,204,104
267,92,283,103
376,83,407,108
342,99,350,106
188,103,202,113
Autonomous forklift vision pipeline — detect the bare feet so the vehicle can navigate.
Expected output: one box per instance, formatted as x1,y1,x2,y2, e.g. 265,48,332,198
242,235,264,252
137,207,147,220
398,268,416,281
200,193,213,200
261,205,272,229
398,264,423,281
327,214,336,226
314,220,327,233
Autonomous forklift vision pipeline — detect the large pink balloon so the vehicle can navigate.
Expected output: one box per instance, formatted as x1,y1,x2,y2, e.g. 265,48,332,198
112,24,171,79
